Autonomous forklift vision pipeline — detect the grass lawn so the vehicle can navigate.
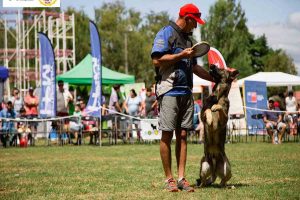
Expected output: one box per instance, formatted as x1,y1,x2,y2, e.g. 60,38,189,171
0,141,299,200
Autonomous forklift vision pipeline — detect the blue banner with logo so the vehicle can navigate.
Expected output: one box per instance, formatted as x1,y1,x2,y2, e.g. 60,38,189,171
38,33,56,118
85,21,102,118
244,80,268,134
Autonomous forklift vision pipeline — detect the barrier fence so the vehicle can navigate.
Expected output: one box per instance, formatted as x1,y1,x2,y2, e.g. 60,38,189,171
0,106,299,147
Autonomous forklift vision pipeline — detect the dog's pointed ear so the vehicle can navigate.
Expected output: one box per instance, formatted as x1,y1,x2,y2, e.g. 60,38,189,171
226,67,239,81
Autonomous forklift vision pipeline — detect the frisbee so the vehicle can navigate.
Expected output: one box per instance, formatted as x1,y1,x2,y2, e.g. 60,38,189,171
192,41,210,58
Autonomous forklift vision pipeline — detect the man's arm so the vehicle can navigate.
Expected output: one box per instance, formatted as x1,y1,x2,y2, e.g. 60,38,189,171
152,48,195,68
193,65,214,82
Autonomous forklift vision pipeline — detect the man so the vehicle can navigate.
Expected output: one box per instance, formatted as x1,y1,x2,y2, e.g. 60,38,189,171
56,80,73,117
151,3,214,192
0,101,16,147
24,87,39,145
263,98,286,144
144,87,157,118
108,84,122,114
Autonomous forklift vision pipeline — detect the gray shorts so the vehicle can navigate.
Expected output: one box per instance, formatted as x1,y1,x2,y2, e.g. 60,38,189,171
158,94,194,131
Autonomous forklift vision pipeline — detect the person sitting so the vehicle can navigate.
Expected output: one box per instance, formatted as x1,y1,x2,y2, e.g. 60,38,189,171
16,107,31,147
263,98,286,144
0,101,17,147
284,90,297,135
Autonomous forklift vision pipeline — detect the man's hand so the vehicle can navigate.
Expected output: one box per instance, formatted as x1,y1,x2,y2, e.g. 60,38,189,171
180,47,195,59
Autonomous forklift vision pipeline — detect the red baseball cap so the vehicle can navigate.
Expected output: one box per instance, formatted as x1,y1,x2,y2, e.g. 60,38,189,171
179,3,205,25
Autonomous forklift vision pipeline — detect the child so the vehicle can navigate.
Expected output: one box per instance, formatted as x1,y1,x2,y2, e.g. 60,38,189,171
70,103,82,144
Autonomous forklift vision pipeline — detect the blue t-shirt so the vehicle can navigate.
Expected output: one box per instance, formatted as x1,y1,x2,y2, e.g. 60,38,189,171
263,108,281,122
151,21,196,96
0,108,16,131
193,103,201,127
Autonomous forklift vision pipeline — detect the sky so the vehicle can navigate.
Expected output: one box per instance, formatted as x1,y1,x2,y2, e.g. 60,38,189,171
1,0,300,74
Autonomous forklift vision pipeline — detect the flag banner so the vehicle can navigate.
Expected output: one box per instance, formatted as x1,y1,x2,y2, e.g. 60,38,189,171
38,33,56,118
85,21,102,118
208,47,227,69
243,80,268,135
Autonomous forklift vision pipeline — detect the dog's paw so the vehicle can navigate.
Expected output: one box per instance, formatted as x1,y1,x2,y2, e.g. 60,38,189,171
205,109,212,125
211,104,222,112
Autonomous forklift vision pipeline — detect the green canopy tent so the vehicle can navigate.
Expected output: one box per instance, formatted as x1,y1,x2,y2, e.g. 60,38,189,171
56,54,135,85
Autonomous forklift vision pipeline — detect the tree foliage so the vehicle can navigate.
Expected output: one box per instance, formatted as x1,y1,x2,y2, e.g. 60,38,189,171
94,1,169,85
201,0,253,77
201,0,296,78
65,8,90,64
1,0,297,87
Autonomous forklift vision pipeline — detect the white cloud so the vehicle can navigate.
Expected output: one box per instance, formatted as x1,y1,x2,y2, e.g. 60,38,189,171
249,12,300,74
288,12,300,29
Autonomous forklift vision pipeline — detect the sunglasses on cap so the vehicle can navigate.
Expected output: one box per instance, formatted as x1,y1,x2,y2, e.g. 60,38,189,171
185,12,202,18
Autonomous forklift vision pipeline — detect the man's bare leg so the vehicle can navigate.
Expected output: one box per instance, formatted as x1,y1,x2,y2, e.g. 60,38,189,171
175,128,187,179
160,131,174,179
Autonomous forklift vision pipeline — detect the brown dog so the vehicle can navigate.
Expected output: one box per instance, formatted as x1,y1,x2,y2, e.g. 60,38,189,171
196,64,239,187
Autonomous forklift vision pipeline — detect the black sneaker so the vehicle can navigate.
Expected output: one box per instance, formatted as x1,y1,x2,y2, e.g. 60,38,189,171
164,178,178,192
177,178,195,192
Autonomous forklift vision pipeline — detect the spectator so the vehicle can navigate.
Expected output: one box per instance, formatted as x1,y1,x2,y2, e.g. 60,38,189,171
15,107,31,146
9,88,23,116
124,89,142,117
193,99,204,144
263,98,286,144
79,99,86,114
108,84,122,114
56,80,73,117
0,101,16,147
101,94,107,116
70,103,82,145
24,87,39,145
123,89,142,141
68,86,75,115
284,90,297,135
144,87,157,118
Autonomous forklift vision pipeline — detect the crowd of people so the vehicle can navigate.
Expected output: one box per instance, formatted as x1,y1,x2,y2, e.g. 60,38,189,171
0,80,160,147
263,91,299,144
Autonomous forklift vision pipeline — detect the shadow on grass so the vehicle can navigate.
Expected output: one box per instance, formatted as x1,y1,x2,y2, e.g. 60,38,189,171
191,183,250,189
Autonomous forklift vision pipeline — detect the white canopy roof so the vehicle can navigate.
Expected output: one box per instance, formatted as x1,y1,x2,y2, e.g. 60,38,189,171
193,73,212,93
238,72,300,87
193,73,212,86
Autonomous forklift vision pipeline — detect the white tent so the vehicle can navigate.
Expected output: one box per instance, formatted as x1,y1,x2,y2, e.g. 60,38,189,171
238,72,300,87
193,73,212,93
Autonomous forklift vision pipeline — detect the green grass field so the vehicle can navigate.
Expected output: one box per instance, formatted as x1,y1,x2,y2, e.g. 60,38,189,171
0,141,300,200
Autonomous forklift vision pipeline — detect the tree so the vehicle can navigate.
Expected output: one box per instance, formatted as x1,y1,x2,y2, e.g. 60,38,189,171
248,34,269,72
140,11,170,85
94,1,170,85
65,7,90,64
94,1,128,72
201,0,253,77
263,49,297,74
